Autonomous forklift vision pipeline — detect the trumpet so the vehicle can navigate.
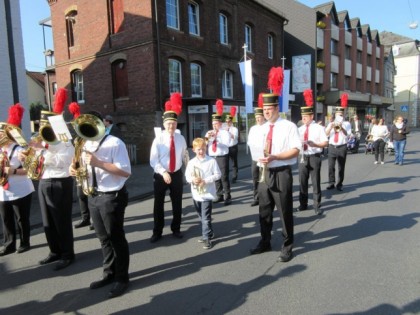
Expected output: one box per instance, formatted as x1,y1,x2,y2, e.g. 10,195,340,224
334,123,342,132
259,138,271,183
192,166,206,195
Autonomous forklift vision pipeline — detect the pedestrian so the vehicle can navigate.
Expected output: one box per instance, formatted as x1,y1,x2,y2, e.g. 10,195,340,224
225,107,239,183
371,118,389,164
296,90,328,215
205,99,232,206
150,93,188,243
247,95,265,207
103,115,124,143
185,138,221,250
389,115,410,165
21,88,76,271
325,93,352,191
351,115,363,140
0,104,35,256
249,74,301,262
70,111,131,298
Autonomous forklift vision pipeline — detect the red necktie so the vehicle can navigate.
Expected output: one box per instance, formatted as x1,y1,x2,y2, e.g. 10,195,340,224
304,125,309,151
212,131,218,153
169,135,175,172
266,124,274,154
334,129,339,143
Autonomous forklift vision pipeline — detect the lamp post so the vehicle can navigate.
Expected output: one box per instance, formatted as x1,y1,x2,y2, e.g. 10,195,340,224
407,83,420,127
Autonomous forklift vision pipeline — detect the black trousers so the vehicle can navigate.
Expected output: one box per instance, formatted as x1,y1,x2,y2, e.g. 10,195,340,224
214,155,230,198
374,139,386,162
38,177,74,260
153,169,183,234
299,154,322,209
77,185,90,221
228,144,238,179
0,193,32,251
89,186,129,283
251,160,260,202
258,166,294,253
328,144,347,187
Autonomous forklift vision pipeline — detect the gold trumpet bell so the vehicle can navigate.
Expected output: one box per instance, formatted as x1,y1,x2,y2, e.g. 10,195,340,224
72,114,105,141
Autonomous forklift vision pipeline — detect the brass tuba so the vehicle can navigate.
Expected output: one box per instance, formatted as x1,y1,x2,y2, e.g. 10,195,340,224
71,114,106,195
38,110,59,145
0,123,12,187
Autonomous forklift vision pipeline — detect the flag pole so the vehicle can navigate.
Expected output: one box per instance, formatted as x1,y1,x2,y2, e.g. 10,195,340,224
242,43,249,154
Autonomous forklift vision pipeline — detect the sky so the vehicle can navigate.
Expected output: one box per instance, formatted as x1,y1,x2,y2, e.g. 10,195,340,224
20,0,420,72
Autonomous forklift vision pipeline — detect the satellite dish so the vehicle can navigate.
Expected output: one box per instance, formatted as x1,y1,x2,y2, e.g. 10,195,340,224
409,21,418,29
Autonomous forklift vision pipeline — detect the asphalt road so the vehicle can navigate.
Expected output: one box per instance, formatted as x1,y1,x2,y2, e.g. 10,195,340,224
1,132,419,315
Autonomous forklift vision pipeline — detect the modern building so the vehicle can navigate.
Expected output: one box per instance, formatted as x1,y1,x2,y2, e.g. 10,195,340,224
380,31,420,127
46,0,288,162
0,0,31,137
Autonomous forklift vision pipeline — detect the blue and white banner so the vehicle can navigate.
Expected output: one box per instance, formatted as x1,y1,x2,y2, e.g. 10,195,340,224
239,60,253,114
279,69,290,113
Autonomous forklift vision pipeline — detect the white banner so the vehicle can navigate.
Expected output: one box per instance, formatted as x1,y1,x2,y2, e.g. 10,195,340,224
239,60,253,114
280,69,290,113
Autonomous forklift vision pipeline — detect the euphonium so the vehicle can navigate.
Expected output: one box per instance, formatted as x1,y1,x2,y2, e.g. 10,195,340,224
71,114,106,196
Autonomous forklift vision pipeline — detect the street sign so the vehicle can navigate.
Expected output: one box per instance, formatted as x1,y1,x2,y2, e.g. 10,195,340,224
401,105,408,112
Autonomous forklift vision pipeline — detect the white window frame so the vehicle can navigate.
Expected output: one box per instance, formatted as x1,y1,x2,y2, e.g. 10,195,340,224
222,70,233,99
166,0,179,30
169,59,182,93
219,13,228,45
188,1,200,36
268,34,273,59
72,70,84,103
245,24,252,52
190,63,202,97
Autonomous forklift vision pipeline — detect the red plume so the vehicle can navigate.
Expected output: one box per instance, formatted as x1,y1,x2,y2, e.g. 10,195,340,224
69,102,81,119
267,67,284,95
303,89,313,107
216,99,224,115
165,100,171,111
7,103,25,126
53,88,67,114
170,92,183,115
230,106,237,117
258,93,264,108
341,93,348,108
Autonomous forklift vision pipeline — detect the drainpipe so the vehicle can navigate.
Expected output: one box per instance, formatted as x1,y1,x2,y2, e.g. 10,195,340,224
154,0,163,112
5,0,19,103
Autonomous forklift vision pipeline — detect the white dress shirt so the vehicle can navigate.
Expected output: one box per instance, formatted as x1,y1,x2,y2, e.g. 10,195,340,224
247,124,265,163
207,129,230,157
42,141,74,179
227,125,239,147
298,121,328,155
328,121,352,145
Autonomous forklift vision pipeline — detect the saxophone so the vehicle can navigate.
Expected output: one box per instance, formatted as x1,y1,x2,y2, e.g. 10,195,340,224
73,137,95,196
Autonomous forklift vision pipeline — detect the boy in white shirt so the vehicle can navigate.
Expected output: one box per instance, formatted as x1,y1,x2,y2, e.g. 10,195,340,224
185,138,221,249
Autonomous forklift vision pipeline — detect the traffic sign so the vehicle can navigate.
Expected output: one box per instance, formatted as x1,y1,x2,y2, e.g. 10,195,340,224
401,105,408,112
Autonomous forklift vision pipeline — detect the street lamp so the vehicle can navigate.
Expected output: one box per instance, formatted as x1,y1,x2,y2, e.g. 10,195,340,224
407,83,420,127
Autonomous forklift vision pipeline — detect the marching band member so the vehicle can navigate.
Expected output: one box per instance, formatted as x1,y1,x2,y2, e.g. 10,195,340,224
296,90,328,215
69,111,131,298
0,104,35,256
225,107,239,183
205,100,232,205
249,67,301,263
149,93,188,243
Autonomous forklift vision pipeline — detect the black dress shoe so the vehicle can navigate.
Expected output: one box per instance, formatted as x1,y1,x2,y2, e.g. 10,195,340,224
90,275,115,289
108,281,129,298
16,245,30,254
277,251,293,262
74,219,90,229
336,185,343,191
295,205,307,212
249,242,272,255
89,225,95,231
150,234,162,243
53,258,74,271
172,231,183,239
224,198,232,206
232,177,237,184
0,247,15,256
250,200,259,207
214,196,224,203
39,254,61,265
326,184,335,190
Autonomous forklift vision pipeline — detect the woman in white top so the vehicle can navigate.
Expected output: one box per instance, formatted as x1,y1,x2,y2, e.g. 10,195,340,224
371,118,389,164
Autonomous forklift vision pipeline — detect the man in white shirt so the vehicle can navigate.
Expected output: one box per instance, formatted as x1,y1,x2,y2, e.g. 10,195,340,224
225,113,239,183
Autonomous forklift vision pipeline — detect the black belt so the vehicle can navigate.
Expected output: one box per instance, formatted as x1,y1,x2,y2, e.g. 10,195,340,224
92,185,126,197
329,144,346,149
304,153,321,158
269,165,291,172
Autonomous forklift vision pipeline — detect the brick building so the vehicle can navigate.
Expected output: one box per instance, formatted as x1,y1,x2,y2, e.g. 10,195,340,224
46,0,287,162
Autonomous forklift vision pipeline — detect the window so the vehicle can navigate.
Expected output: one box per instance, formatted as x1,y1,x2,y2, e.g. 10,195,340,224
190,63,202,97
166,0,179,30
110,0,124,34
219,13,228,44
357,50,362,63
356,79,362,91
65,10,77,47
71,70,84,103
52,82,57,95
367,55,371,67
267,34,273,59
330,73,337,89
222,70,233,98
112,60,128,99
188,2,199,36
245,24,252,52
169,59,182,93
345,45,351,59
344,76,350,90
330,39,338,55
